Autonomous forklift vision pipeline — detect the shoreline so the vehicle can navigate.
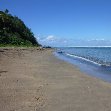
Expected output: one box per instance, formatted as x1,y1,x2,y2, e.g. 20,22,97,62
0,48,111,111
54,52,111,83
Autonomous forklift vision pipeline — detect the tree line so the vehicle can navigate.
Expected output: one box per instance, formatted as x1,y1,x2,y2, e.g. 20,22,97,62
0,9,40,46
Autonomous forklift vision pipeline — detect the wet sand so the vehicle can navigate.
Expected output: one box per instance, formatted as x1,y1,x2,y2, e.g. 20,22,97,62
0,48,111,111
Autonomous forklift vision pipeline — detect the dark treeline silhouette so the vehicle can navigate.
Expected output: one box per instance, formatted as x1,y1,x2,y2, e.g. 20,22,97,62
0,9,40,46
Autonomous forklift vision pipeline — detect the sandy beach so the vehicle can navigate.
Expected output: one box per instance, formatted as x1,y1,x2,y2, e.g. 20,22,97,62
0,48,111,111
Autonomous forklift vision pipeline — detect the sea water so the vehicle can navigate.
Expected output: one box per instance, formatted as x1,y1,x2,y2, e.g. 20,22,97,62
55,47,111,82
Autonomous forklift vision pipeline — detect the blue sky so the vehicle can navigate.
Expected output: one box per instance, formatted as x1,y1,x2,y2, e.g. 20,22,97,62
0,0,111,46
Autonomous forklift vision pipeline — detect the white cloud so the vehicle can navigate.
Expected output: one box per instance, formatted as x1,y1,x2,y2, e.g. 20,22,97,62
36,34,111,47
46,35,55,41
36,34,70,46
36,37,40,40
88,38,105,41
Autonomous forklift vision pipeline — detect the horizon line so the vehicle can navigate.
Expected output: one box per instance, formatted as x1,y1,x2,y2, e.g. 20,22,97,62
69,46,111,47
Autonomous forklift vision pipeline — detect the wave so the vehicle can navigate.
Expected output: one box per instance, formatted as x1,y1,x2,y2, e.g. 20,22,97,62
58,51,111,67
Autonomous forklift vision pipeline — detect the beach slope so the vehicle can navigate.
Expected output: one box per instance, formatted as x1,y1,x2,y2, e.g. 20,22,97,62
0,48,111,111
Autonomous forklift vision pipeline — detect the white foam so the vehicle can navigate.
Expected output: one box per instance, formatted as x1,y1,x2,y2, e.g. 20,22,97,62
65,53,102,66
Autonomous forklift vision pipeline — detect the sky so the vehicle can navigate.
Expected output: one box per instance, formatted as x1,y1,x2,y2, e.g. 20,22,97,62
0,0,111,46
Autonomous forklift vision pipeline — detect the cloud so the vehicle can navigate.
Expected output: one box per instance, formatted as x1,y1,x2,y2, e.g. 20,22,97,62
37,35,56,42
36,35,57,46
36,34,69,46
46,35,55,41
88,38,105,41
36,34,111,47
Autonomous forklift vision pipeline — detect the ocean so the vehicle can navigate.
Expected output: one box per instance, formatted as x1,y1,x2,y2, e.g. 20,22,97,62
55,47,111,82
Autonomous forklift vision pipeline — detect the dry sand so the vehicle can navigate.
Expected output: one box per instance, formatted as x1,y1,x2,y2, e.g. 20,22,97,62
0,48,111,111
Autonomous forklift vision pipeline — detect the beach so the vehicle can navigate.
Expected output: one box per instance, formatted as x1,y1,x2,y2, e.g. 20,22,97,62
0,48,111,111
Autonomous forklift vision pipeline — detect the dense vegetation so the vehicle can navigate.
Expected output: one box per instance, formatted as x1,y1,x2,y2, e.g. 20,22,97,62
0,9,40,46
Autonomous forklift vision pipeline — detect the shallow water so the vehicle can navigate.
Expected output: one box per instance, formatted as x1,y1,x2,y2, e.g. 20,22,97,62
54,47,111,83
58,47,111,67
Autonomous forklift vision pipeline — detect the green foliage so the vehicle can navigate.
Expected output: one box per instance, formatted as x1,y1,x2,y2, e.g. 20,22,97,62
0,9,40,46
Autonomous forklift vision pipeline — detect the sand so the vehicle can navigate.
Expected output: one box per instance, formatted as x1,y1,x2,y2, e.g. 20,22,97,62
0,48,111,111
